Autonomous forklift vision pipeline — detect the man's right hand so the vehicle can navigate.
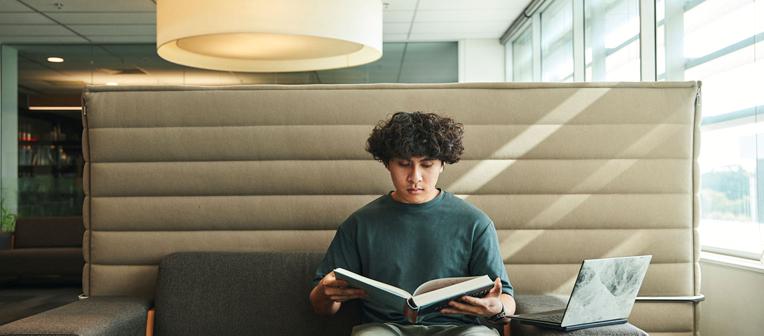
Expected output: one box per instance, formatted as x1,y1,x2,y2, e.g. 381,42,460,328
310,271,366,315
317,271,367,302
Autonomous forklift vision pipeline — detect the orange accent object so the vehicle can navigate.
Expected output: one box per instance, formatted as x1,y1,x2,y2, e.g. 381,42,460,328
145,308,155,336
504,322,511,335
403,302,418,323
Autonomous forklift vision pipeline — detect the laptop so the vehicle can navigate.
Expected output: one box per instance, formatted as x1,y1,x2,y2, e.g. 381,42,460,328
509,255,652,331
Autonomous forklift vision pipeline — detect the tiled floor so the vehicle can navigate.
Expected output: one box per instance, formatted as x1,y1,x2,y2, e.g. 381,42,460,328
0,284,80,325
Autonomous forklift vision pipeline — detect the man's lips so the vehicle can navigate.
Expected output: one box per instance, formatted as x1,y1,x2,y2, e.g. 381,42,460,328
407,187,425,193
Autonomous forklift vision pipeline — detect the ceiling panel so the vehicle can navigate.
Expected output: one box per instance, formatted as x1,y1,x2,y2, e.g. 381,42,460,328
99,44,157,55
87,35,155,43
15,44,114,56
415,9,519,22
418,0,519,10
0,24,76,36
408,32,500,41
384,0,419,11
0,12,53,24
383,10,415,23
20,0,155,12
47,12,156,24
0,35,86,43
412,21,510,35
0,1,33,12
383,33,409,41
384,22,413,34
70,24,155,35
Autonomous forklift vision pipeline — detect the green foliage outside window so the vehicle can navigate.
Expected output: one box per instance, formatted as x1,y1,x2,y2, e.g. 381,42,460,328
700,166,753,221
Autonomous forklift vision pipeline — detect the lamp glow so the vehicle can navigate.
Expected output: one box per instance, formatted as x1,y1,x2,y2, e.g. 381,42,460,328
156,0,382,72
47,57,64,63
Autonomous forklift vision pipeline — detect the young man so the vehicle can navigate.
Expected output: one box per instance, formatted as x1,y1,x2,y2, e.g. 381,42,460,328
310,112,515,336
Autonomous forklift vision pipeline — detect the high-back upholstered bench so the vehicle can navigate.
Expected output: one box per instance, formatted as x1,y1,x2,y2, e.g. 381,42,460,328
0,83,702,335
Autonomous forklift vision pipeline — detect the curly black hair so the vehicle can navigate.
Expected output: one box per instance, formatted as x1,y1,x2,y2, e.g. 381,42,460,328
366,111,464,165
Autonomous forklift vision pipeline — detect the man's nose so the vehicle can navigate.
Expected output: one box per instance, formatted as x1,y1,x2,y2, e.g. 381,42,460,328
408,167,423,182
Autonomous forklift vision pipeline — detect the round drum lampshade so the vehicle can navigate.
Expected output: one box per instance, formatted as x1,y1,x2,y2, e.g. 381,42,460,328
157,0,383,72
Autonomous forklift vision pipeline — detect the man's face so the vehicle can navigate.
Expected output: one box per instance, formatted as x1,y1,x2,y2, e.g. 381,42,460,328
386,156,444,204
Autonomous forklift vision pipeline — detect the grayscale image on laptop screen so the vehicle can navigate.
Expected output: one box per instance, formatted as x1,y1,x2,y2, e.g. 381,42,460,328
561,255,651,327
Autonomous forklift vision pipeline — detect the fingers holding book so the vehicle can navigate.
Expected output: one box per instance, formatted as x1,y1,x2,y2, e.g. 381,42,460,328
320,271,368,302
440,277,504,318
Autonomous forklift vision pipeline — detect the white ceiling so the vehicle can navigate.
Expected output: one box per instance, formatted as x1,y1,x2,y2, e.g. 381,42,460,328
0,0,530,96
0,0,529,44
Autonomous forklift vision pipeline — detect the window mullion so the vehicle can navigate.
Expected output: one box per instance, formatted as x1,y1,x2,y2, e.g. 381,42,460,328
640,0,657,81
664,0,685,80
532,11,542,81
573,0,585,81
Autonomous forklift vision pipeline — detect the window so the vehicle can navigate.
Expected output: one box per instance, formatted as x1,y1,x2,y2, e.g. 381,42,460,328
657,0,764,258
585,0,641,81
541,0,574,81
504,0,764,259
511,26,534,82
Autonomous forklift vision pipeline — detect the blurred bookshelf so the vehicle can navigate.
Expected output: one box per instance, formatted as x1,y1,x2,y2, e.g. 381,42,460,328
18,96,84,218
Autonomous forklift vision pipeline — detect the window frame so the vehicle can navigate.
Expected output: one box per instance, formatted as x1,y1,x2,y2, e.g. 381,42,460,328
507,22,534,82
502,0,764,261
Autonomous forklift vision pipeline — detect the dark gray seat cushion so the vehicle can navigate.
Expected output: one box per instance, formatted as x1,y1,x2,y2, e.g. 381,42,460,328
0,296,150,336
154,251,361,336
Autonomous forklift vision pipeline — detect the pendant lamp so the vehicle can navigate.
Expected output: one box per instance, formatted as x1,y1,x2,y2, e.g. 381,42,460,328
156,0,383,72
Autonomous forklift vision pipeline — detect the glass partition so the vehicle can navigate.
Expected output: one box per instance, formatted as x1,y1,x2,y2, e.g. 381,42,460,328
541,0,574,82
511,26,534,82
584,0,641,81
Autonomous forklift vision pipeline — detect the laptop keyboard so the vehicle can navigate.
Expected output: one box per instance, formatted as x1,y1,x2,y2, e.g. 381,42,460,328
519,310,565,323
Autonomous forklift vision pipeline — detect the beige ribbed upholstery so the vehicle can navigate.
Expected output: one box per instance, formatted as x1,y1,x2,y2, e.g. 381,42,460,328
82,82,701,335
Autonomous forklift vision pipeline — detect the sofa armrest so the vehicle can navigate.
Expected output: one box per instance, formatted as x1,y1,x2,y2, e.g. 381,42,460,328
635,294,705,302
0,296,151,336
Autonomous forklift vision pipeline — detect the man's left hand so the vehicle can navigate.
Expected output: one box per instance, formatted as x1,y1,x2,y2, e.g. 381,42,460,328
440,277,504,318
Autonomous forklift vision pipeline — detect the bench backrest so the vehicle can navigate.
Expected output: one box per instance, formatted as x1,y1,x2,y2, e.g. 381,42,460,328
82,82,701,335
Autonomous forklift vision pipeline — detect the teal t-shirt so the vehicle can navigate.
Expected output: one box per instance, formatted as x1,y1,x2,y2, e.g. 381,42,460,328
314,190,513,325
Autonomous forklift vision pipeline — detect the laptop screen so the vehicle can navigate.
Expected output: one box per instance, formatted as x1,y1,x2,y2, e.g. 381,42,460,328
561,255,651,327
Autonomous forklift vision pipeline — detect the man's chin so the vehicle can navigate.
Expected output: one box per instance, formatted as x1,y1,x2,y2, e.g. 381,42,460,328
399,189,437,204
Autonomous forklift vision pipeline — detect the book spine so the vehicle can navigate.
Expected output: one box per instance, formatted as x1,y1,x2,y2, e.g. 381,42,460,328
404,299,419,323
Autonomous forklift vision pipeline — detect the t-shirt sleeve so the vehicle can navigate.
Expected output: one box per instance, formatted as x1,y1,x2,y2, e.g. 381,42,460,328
312,216,362,286
468,218,514,296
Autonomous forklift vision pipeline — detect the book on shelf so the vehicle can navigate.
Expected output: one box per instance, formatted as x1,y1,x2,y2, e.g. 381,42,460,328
333,268,494,323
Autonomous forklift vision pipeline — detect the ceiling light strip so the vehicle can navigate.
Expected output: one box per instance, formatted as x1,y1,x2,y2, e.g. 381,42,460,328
29,106,82,111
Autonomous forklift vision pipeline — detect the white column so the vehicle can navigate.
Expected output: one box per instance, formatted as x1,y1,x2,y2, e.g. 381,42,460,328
458,39,506,83
0,45,18,213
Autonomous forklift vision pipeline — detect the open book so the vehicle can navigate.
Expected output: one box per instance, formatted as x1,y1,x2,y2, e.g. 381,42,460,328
334,268,494,323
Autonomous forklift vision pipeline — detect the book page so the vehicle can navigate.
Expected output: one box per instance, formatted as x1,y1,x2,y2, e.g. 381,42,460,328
411,275,493,308
334,268,412,311
413,276,481,296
